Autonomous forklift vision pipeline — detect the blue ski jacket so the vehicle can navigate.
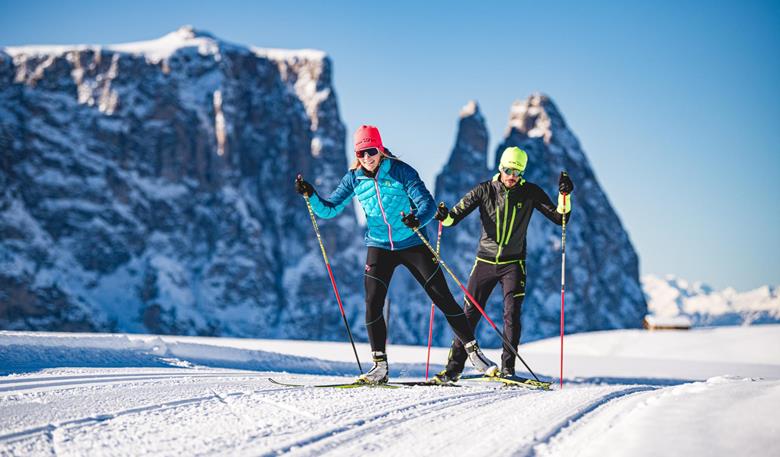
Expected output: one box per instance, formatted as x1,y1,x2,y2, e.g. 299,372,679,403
309,158,435,250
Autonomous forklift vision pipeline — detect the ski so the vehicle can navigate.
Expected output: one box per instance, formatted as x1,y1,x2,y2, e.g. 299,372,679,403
268,378,459,389
269,378,401,389
391,380,460,387
459,374,552,390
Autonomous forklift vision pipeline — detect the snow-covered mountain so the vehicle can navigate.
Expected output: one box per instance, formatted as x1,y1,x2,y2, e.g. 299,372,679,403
1,28,645,345
643,274,780,326
426,97,647,346
0,26,366,338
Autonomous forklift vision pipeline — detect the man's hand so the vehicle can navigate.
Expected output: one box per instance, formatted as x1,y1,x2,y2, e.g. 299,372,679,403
559,171,574,194
295,175,314,197
401,211,420,229
434,202,449,221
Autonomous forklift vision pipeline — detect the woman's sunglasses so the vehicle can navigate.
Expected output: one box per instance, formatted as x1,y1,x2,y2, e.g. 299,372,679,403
356,148,381,158
500,166,523,177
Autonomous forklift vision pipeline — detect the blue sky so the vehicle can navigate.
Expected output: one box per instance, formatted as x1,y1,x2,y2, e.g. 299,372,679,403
2,0,778,291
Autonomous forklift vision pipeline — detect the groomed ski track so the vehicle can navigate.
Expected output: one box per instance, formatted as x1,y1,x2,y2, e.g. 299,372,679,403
0,367,658,456
4,328,778,456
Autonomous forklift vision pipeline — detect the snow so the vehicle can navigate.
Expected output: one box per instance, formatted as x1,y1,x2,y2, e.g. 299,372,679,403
459,100,483,121
107,26,223,63
644,314,692,328
643,274,780,326
213,89,227,156
4,45,79,58
3,25,325,67
1,326,778,456
128,170,189,200
508,95,553,143
250,47,327,64
535,375,779,457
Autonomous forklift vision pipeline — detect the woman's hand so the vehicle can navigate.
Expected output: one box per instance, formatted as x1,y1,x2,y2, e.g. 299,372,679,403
401,211,421,229
295,175,314,197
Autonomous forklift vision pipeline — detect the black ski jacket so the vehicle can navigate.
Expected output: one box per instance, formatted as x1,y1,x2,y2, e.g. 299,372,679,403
445,175,571,263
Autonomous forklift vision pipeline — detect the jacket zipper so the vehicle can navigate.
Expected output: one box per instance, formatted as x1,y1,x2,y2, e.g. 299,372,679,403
505,205,517,245
373,178,394,250
496,188,510,262
495,195,502,246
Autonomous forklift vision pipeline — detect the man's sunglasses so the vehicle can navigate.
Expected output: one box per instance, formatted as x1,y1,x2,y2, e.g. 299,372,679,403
356,148,381,158
500,166,523,177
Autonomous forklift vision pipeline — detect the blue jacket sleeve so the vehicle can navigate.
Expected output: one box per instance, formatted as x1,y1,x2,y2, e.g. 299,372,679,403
399,162,436,228
309,172,355,219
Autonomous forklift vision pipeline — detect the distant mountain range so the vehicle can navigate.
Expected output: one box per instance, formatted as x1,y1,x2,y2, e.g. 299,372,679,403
642,275,780,326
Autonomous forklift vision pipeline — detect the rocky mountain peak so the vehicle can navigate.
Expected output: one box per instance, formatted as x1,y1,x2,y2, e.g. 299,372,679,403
0,30,358,338
459,100,481,119
432,94,648,344
171,25,217,41
447,100,489,171
507,92,568,145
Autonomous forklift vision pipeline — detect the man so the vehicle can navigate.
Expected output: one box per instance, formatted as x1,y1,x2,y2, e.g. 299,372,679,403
433,146,573,382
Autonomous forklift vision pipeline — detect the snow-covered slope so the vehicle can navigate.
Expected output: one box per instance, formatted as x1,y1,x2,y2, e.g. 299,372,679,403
0,327,778,456
643,274,780,326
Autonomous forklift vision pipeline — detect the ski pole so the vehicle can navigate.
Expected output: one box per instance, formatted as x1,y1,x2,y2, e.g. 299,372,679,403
403,214,541,383
298,175,363,374
424,220,443,380
560,191,568,389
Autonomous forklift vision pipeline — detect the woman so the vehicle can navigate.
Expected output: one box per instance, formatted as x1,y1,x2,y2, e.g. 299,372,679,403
295,125,497,384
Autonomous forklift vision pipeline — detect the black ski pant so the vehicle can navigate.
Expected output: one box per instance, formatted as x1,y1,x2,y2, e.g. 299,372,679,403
449,259,526,373
364,244,475,353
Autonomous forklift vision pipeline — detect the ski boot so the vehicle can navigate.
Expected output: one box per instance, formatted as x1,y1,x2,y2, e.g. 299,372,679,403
355,351,389,385
498,366,515,378
431,347,463,384
465,340,498,376
431,368,461,385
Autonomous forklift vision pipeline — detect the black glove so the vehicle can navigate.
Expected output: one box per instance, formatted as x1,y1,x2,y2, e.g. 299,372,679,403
559,171,574,194
401,211,420,229
295,175,314,197
434,202,449,221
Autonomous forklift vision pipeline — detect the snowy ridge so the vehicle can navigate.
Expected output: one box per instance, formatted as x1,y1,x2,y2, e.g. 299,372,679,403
108,26,228,63
0,332,359,377
643,274,780,326
4,26,326,65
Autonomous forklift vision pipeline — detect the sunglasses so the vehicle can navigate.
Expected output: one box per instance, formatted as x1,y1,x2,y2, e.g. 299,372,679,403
500,166,523,177
356,148,381,158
